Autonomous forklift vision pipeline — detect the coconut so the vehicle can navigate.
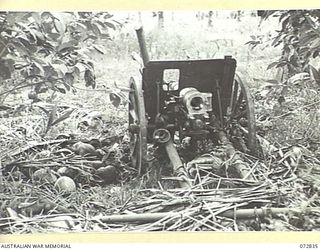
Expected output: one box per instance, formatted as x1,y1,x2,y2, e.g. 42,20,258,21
33,168,57,184
95,165,117,185
54,176,76,193
57,166,78,178
72,141,96,156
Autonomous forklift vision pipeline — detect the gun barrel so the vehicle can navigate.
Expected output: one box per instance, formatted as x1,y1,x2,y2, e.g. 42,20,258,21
135,27,150,66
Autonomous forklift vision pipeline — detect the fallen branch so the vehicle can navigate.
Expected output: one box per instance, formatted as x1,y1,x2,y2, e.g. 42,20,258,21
92,206,320,224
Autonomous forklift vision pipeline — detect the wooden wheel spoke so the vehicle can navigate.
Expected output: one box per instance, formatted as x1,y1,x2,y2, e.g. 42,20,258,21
230,92,244,121
232,110,247,120
230,79,239,113
226,73,257,153
131,135,138,159
129,109,138,122
233,90,244,115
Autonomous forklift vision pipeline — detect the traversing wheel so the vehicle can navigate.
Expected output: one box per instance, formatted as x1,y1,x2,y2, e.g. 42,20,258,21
128,77,148,175
225,73,257,153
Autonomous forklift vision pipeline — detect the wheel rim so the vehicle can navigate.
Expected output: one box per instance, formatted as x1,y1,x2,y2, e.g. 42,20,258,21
226,73,256,153
128,77,148,175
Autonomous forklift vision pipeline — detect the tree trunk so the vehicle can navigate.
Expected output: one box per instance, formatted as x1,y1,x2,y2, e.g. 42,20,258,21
158,11,164,29
208,11,213,28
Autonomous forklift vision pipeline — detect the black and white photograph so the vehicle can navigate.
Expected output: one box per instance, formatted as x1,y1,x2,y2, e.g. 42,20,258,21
0,10,320,234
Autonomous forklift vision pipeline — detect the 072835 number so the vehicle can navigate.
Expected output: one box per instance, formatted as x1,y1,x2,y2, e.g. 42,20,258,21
300,244,318,248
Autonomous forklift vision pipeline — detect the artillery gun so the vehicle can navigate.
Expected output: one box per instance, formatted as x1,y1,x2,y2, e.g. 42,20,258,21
129,27,257,187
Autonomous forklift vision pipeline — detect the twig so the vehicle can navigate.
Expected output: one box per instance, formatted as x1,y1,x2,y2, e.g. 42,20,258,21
6,139,69,158
0,40,11,58
273,99,320,119
184,213,217,231
0,81,40,97
73,86,130,93
0,213,83,228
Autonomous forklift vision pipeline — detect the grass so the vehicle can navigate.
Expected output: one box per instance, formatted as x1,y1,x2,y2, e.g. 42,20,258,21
1,11,320,233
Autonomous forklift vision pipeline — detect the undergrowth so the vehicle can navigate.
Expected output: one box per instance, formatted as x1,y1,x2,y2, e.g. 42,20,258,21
1,12,320,233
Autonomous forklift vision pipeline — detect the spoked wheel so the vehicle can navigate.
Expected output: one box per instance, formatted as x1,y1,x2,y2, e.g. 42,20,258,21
225,72,257,153
128,77,148,175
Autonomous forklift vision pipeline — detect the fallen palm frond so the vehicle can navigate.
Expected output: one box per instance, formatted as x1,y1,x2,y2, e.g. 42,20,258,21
1,121,319,233
1,180,319,232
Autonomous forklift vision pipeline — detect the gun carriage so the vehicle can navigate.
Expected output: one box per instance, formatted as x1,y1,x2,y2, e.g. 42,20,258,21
129,27,257,187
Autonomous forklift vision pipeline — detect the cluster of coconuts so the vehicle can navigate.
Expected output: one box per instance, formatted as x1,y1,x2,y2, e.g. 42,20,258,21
71,141,118,184
33,168,76,194
32,141,117,194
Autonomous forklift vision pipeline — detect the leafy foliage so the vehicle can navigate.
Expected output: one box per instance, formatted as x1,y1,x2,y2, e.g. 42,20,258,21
257,10,320,83
0,12,119,101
